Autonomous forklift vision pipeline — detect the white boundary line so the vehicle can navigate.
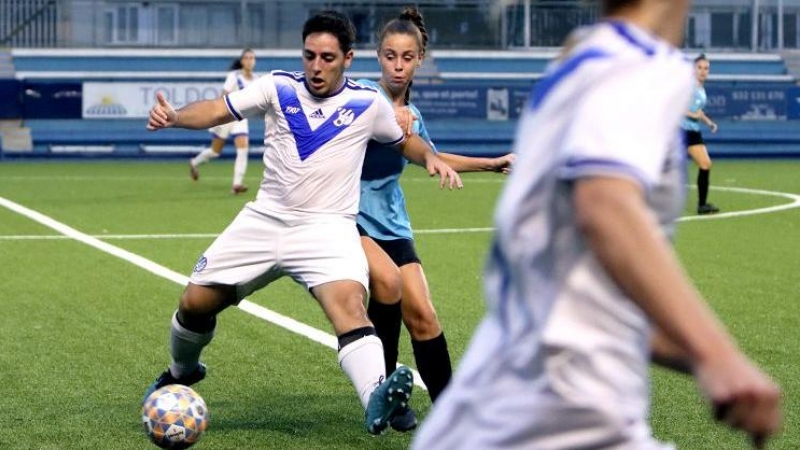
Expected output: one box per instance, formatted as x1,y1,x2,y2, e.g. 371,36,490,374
677,186,800,221
0,228,496,241
2,186,798,242
0,195,427,390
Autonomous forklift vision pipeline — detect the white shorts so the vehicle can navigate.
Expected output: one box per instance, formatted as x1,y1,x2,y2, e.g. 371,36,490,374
189,205,368,300
209,119,248,140
413,323,673,450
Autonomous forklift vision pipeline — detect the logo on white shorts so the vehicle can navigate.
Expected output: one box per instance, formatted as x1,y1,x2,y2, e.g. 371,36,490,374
193,256,207,273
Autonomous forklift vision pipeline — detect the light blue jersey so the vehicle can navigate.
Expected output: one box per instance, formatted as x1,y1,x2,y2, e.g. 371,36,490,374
356,79,437,241
681,84,706,131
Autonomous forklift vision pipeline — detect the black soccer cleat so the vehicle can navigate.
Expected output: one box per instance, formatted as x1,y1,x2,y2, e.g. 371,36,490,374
389,404,418,432
143,363,206,404
697,203,720,215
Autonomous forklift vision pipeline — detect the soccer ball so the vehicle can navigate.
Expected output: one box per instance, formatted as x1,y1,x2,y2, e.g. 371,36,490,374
142,385,209,449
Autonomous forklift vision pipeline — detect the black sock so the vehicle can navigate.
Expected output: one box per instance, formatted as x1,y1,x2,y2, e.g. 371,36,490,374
698,169,710,206
367,300,402,376
412,333,452,402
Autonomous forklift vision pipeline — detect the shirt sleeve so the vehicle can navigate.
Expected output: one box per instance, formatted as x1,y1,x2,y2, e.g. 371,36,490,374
558,63,688,190
370,93,405,146
411,105,437,153
224,73,274,121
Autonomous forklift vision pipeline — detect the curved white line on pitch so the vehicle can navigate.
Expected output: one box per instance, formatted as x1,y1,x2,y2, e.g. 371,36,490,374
0,196,427,390
678,186,800,222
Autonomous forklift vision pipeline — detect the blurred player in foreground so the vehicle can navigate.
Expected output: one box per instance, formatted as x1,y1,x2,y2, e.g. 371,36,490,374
356,5,514,432
145,10,461,435
189,48,257,194
413,0,781,448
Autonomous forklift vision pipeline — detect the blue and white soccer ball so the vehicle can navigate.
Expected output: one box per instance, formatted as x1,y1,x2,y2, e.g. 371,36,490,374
142,384,209,449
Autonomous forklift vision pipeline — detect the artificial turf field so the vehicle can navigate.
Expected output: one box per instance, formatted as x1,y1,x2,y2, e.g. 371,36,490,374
0,159,797,449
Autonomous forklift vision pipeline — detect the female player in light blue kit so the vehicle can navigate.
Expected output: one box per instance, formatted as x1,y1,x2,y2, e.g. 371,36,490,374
413,0,781,448
357,6,514,432
682,53,719,214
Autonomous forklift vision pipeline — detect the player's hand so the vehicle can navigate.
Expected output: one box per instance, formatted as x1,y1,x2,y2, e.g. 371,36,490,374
710,122,719,133
493,153,516,174
695,351,782,449
147,92,177,131
426,155,463,190
394,106,417,137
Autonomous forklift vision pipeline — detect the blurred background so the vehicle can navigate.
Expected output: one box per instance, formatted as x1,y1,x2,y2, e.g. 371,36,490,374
1,0,799,158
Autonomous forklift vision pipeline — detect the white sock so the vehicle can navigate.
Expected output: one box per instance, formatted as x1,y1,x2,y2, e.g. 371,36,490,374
338,335,386,409
169,311,215,378
191,148,219,167
233,147,248,186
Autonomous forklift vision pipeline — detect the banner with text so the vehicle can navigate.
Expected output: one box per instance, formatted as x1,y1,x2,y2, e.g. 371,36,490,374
80,82,798,121
82,82,223,119
704,85,789,121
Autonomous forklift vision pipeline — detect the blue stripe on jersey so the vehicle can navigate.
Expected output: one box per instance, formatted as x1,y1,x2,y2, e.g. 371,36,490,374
275,82,375,161
529,48,610,110
224,95,243,120
273,70,303,81
236,74,245,90
608,21,656,56
491,240,513,334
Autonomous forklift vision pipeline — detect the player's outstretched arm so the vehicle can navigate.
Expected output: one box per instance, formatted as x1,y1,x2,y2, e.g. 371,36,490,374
573,176,781,448
397,134,463,190
147,92,234,131
437,152,515,174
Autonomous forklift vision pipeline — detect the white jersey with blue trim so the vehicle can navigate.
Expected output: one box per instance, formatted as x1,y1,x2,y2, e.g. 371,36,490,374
412,21,693,450
223,69,256,93
224,71,405,221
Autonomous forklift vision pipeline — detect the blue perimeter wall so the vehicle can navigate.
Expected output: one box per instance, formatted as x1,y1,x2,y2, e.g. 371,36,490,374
1,51,800,159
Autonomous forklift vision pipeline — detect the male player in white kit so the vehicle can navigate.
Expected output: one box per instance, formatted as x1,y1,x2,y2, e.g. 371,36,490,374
413,0,781,449
145,11,461,435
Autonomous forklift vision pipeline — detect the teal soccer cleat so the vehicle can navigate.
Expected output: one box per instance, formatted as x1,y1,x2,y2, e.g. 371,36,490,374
365,366,414,435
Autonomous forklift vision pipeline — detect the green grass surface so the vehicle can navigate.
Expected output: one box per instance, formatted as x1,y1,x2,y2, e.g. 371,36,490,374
0,159,798,449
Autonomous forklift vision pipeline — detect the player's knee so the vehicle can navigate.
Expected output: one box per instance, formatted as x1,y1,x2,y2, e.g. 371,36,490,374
370,270,402,303
404,307,441,340
179,284,234,316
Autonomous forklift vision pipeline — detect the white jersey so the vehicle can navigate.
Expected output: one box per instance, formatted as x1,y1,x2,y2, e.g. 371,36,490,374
224,71,405,221
413,21,693,450
223,69,256,93
210,69,257,137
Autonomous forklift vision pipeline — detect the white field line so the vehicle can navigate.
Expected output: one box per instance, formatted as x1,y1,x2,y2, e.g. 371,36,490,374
2,186,798,242
678,186,800,221
0,195,426,390
0,228,496,241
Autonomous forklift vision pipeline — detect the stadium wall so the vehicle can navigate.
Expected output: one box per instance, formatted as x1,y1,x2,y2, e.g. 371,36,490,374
1,50,799,158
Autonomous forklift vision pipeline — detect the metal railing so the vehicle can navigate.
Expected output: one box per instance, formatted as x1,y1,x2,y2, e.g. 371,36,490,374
1,0,57,47
1,0,799,51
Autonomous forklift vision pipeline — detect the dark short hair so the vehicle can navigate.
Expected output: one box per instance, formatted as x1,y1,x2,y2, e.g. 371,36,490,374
302,11,356,54
601,0,640,14
694,53,708,63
